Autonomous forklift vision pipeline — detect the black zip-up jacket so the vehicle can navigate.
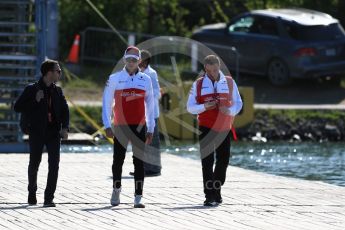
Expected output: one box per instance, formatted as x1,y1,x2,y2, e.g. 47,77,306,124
14,78,69,136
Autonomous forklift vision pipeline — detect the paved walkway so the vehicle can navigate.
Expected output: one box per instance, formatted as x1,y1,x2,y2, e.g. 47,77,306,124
0,152,344,229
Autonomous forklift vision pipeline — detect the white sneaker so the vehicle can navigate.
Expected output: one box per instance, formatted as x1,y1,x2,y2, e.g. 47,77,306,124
110,188,121,206
134,195,145,208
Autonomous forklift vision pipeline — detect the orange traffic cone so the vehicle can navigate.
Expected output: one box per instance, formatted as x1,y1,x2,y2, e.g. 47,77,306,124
67,34,80,63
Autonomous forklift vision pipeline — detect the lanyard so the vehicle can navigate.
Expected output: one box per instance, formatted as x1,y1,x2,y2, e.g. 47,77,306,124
48,91,52,122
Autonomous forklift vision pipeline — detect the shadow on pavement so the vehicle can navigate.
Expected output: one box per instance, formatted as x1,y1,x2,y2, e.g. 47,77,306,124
163,205,218,210
0,204,55,209
81,205,135,211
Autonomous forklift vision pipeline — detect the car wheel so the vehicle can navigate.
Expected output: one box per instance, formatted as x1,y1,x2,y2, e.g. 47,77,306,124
267,59,291,86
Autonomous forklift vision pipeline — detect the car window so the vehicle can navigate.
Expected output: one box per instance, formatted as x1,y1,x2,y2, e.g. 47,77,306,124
229,16,278,36
249,16,279,36
229,16,254,33
283,22,345,41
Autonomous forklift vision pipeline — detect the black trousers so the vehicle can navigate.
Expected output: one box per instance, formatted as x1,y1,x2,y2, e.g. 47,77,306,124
199,126,231,199
28,128,60,202
144,118,161,173
112,125,146,195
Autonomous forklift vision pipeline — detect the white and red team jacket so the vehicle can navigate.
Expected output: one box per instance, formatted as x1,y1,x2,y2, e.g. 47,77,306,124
102,68,155,133
187,72,243,132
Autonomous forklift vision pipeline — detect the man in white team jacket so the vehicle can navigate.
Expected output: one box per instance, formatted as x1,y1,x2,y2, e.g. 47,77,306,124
102,46,155,208
187,55,242,206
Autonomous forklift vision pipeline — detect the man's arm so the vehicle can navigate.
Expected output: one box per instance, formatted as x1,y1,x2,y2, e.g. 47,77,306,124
102,75,116,137
186,81,215,114
152,71,161,99
58,87,69,140
221,79,243,116
58,87,70,130
144,76,155,144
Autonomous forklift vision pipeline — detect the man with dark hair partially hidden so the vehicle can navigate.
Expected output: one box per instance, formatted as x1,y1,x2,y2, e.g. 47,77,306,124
129,49,162,177
14,59,69,207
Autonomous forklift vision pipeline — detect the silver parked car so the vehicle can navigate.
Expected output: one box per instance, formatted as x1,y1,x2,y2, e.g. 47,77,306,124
192,8,345,85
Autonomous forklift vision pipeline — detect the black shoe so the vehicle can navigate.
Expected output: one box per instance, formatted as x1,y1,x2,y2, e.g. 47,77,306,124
129,171,161,177
203,198,217,207
215,190,222,204
28,193,37,205
215,197,223,204
43,201,56,207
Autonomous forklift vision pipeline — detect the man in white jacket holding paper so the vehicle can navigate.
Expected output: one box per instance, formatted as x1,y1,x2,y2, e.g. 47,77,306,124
187,55,242,206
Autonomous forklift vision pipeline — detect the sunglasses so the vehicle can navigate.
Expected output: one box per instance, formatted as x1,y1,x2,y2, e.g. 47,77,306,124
125,57,138,63
54,69,61,74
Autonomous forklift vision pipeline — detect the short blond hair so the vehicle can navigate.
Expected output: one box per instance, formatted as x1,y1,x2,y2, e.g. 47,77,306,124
204,55,220,66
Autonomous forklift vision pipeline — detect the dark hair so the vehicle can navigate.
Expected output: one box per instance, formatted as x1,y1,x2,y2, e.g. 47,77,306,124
140,50,151,65
204,55,220,66
40,59,59,76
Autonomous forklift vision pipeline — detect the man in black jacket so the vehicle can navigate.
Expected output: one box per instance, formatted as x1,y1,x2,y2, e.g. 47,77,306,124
14,59,69,207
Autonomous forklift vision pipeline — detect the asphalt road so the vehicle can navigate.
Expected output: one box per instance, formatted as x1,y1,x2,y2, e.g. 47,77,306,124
238,75,345,105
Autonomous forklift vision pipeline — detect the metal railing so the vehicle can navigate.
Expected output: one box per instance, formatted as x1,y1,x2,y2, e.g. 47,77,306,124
80,27,155,64
80,27,239,83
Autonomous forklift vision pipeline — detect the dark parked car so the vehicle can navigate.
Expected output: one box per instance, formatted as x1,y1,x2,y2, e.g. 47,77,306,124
192,8,345,85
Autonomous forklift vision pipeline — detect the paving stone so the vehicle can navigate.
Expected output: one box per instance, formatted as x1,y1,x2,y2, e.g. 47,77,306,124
0,152,344,229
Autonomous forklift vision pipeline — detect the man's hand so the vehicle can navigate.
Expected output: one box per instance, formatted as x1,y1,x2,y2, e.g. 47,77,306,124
105,127,114,138
204,100,217,110
219,106,230,115
60,128,68,140
36,90,44,102
145,132,153,145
